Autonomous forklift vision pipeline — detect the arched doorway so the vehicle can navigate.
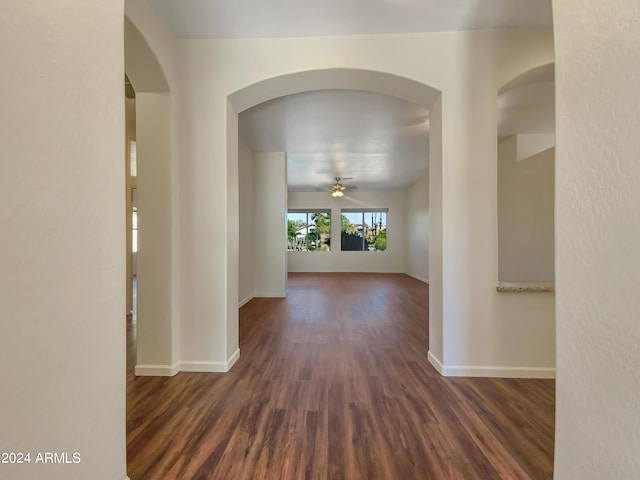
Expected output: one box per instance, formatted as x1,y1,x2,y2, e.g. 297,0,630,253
225,68,443,367
124,16,177,375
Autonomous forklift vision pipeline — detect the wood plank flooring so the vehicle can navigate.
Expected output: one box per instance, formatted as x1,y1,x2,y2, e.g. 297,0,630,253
127,273,555,479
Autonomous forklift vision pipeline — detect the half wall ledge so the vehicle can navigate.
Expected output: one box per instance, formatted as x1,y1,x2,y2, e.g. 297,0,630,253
496,281,555,293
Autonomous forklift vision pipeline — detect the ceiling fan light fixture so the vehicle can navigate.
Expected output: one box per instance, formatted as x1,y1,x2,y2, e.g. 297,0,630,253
331,178,346,197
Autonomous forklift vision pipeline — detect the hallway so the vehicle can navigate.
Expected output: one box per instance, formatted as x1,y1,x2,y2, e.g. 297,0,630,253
126,273,554,479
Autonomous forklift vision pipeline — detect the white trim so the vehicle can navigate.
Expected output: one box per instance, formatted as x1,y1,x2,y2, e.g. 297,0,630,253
134,363,180,376
239,295,254,308
180,348,240,373
428,350,444,374
440,365,555,379
227,348,240,370
253,292,286,298
428,351,555,378
134,350,241,376
407,272,429,284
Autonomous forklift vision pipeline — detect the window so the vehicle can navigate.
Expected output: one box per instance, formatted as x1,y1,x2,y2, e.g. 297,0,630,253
130,140,137,177
341,209,387,251
132,206,138,253
287,210,331,251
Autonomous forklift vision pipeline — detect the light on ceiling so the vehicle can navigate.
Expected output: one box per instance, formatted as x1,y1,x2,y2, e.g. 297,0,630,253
331,178,346,197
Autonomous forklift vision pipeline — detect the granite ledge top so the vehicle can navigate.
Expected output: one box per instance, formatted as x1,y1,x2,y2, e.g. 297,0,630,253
496,281,555,293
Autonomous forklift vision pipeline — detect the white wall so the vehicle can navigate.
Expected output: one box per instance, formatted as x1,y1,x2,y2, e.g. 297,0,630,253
498,136,554,281
197,29,554,376
120,16,557,376
554,1,640,478
428,97,444,363
405,174,429,283
253,152,287,296
288,191,407,273
238,139,254,305
135,93,176,375
0,1,126,479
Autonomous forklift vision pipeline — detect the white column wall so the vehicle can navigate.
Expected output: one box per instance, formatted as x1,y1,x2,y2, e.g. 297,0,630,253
405,174,430,283
169,29,555,374
238,139,255,306
554,1,640,478
428,97,444,363
253,152,287,297
134,93,176,375
0,1,126,479
226,102,241,360
438,41,501,371
177,88,234,368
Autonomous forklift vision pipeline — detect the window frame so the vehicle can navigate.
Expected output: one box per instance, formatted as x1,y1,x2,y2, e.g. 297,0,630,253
340,208,388,252
287,209,332,252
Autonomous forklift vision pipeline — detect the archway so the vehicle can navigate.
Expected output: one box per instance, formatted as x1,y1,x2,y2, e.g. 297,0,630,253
124,16,177,376
225,68,443,368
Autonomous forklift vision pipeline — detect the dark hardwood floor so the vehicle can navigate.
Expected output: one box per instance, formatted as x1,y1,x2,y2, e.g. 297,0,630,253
127,273,555,479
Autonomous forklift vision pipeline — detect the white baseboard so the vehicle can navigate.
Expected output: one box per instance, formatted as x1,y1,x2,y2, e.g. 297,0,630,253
428,351,555,378
227,348,240,370
428,350,444,374
441,365,556,379
134,363,180,376
239,295,254,308
407,272,429,284
253,292,286,298
180,348,240,373
135,349,241,376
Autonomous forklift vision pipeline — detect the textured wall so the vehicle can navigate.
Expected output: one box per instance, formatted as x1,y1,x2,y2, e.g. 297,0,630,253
554,0,640,478
0,1,126,479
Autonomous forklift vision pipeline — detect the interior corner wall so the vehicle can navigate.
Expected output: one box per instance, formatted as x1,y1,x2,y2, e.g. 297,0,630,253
287,191,407,273
253,152,287,297
0,1,126,479
134,93,175,374
405,173,429,283
554,0,640,478
238,138,255,306
498,136,554,282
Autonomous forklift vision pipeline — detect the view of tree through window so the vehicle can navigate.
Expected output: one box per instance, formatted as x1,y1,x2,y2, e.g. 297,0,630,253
341,209,387,251
287,210,331,251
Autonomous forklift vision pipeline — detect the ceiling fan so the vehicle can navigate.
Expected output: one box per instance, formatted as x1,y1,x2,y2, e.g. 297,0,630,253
331,177,352,198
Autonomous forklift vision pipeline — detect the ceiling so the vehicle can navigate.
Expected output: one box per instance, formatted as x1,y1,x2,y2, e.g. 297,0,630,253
239,74,554,192
147,0,554,193
148,0,552,39
240,90,430,192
